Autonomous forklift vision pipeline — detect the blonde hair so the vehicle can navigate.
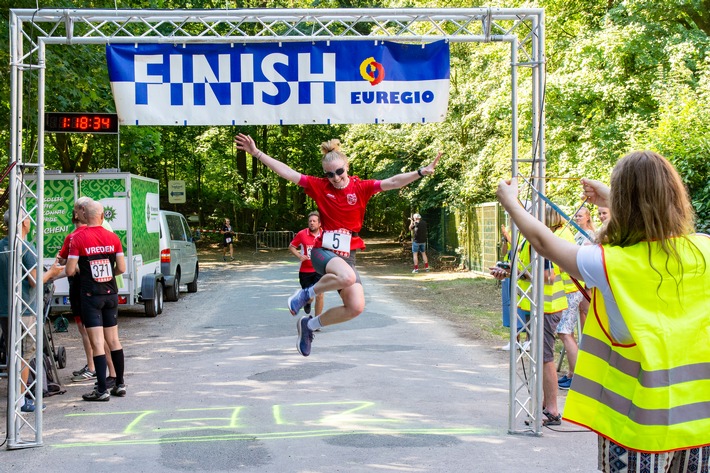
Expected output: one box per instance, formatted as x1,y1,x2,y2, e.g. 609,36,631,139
320,139,348,165
545,204,563,230
576,206,595,232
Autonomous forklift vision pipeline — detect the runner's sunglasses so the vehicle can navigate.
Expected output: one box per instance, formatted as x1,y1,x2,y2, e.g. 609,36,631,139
324,168,346,178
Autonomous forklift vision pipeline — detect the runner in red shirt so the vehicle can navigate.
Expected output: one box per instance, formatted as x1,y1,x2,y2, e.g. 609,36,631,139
236,133,441,356
289,211,324,319
66,200,127,401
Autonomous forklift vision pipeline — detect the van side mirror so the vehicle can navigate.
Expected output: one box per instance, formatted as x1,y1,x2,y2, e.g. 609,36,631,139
193,229,201,242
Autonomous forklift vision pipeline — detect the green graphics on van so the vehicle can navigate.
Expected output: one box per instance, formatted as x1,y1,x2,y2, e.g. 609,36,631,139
81,177,128,251
41,179,76,255
130,176,160,264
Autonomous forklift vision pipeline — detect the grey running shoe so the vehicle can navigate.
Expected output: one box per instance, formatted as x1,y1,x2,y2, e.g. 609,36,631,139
82,389,110,402
110,384,127,397
288,288,310,316
72,369,97,382
297,316,314,356
73,364,90,376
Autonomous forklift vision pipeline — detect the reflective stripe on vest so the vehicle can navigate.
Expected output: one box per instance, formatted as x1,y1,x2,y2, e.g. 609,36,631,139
563,234,710,453
516,240,568,313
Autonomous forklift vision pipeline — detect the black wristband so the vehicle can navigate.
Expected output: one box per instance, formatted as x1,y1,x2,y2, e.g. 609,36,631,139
417,168,424,178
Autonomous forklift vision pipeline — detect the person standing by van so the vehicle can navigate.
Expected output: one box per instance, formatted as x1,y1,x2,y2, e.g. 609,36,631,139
66,201,127,401
221,218,234,262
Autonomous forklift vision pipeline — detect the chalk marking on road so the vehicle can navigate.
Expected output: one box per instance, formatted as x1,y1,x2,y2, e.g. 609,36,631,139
59,401,493,448
273,401,378,425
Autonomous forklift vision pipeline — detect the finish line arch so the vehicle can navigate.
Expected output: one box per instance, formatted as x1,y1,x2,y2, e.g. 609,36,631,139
7,7,548,448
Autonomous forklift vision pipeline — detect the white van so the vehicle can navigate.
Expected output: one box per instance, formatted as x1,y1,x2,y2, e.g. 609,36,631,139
158,210,199,301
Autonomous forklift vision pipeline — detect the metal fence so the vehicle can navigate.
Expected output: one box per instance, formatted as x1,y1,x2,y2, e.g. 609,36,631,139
256,231,294,251
428,202,507,274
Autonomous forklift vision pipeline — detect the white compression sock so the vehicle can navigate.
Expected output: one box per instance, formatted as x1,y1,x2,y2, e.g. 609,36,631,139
306,286,316,299
307,316,323,331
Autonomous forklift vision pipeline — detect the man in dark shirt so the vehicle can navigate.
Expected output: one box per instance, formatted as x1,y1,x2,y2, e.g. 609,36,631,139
409,213,429,273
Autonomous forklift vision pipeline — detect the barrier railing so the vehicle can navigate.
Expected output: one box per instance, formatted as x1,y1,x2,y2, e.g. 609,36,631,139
256,231,294,251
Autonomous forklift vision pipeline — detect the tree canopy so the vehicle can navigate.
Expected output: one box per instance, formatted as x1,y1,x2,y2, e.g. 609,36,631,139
2,0,708,235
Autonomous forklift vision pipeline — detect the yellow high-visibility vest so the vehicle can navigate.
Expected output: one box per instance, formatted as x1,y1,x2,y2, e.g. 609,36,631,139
517,240,568,314
563,234,710,452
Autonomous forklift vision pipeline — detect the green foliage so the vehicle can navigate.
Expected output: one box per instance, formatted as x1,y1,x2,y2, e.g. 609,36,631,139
3,0,709,239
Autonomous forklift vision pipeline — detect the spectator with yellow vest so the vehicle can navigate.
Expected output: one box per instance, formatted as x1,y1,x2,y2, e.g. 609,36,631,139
515,204,568,426
497,150,710,472
553,208,586,391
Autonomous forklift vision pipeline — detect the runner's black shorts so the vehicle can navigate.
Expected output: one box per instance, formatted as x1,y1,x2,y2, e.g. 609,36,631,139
69,276,83,324
310,248,361,285
299,271,323,289
80,293,119,329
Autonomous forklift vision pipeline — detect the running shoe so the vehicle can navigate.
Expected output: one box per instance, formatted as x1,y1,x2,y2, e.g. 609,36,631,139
304,301,312,314
82,389,110,402
20,399,46,412
95,376,116,390
288,288,310,316
72,369,97,382
412,269,419,273
558,375,573,390
297,316,314,356
73,364,90,376
110,384,127,397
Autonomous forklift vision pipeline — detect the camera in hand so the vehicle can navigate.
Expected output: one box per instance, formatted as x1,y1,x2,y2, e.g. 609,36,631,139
496,261,511,270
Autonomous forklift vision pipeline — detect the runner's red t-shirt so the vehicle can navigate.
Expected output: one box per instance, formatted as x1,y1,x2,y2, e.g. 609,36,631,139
299,175,381,251
290,228,322,273
58,225,86,260
68,226,124,295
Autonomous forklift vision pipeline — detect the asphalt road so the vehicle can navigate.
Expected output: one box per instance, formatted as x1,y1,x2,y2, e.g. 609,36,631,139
1,257,597,472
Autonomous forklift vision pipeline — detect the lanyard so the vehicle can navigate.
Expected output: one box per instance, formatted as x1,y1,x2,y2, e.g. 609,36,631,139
518,175,593,243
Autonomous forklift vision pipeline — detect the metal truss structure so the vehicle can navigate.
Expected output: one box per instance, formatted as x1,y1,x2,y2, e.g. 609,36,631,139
7,7,547,448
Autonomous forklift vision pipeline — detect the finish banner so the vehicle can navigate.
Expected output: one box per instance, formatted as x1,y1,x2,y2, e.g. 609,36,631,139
106,40,449,126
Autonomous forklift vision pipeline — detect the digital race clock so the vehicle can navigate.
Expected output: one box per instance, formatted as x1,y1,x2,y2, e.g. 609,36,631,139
45,112,119,134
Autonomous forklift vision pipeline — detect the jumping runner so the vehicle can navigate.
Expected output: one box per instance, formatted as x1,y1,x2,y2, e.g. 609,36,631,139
235,133,441,356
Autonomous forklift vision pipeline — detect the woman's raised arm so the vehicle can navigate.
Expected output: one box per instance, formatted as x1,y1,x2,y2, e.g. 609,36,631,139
235,133,302,184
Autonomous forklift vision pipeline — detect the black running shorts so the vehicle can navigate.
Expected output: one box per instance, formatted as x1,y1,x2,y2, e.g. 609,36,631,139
310,248,361,285
80,293,119,329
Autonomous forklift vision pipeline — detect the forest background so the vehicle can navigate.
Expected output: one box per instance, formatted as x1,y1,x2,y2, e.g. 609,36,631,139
1,0,709,248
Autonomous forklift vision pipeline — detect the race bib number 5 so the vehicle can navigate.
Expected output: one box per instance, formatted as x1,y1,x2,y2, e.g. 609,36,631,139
90,258,113,282
322,229,352,258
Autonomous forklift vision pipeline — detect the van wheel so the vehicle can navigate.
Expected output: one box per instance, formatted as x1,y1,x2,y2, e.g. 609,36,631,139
166,273,180,301
187,264,198,293
157,282,165,314
145,282,162,317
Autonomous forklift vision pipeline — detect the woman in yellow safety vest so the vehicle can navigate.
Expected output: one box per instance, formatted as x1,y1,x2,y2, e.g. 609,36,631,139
497,150,709,473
